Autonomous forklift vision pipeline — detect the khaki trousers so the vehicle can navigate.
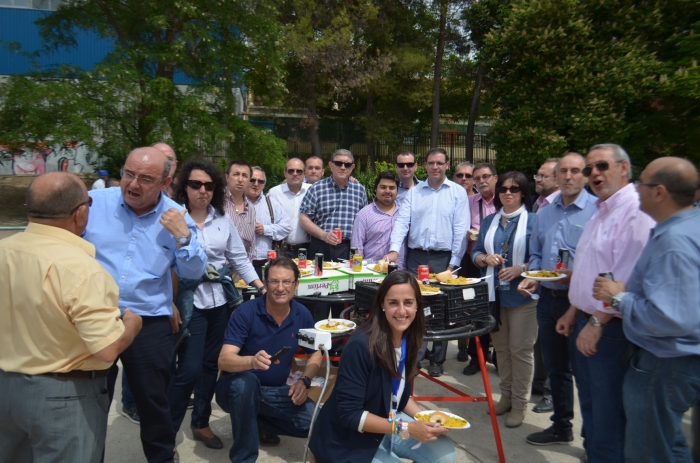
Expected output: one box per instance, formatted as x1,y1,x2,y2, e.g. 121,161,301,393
490,300,538,410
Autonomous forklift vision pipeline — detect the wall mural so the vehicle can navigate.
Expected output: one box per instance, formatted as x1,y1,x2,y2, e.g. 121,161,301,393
0,142,99,176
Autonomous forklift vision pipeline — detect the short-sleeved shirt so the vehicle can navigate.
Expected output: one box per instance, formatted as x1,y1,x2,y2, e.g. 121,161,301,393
0,223,125,374
223,296,316,387
299,176,368,240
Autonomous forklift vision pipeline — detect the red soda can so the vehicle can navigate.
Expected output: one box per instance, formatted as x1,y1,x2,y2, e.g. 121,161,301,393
333,228,343,242
315,253,324,276
417,265,430,281
599,272,614,307
556,248,570,271
267,250,277,261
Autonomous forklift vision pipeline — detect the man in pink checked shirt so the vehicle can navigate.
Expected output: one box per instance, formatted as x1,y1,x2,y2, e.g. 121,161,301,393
555,143,655,463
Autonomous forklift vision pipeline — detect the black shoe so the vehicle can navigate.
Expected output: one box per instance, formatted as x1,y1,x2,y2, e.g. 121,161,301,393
462,361,480,376
258,429,280,447
120,405,140,424
532,395,554,413
526,426,574,446
457,348,469,362
187,397,194,409
191,426,224,449
428,362,443,377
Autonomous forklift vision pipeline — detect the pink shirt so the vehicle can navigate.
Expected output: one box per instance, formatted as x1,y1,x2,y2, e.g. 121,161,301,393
467,193,497,254
569,183,655,316
535,190,561,214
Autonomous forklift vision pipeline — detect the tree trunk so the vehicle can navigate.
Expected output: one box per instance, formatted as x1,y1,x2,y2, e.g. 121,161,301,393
430,0,448,149
465,66,483,163
305,72,322,158
365,90,376,171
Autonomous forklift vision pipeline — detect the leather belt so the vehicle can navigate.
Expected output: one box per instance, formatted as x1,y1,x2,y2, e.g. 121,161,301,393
39,369,109,379
408,247,451,255
252,259,267,267
543,288,569,298
581,311,622,323
286,242,310,251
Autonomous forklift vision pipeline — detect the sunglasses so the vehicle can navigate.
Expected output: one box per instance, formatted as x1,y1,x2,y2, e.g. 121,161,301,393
455,173,473,179
582,160,621,177
498,186,522,194
332,161,353,168
287,169,304,175
396,162,416,168
186,180,215,191
250,178,266,185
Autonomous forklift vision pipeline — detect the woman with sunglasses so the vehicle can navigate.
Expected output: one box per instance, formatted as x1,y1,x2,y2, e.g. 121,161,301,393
309,271,456,463
472,171,536,428
168,160,264,449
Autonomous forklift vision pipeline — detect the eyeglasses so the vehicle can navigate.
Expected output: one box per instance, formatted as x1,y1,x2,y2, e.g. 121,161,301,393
250,178,266,185
186,180,215,191
582,160,621,177
498,186,522,194
287,169,304,175
266,279,296,287
396,162,416,168
473,173,493,182
69,197,93,215
533,174,551,181
455,173,473,179
120,169,161,186
332,161,353,168
634,181,660,189
426,161,446,168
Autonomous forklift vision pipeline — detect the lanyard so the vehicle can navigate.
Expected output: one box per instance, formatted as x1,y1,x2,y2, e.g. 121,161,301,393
389,337,407,419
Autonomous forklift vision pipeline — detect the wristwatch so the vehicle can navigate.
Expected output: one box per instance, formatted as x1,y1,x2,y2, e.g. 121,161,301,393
610,292,626,311
481,255,487,265
257,286,266,295
588,315,606,328
300,376,311,389
177,232,192,246
398,420,410,440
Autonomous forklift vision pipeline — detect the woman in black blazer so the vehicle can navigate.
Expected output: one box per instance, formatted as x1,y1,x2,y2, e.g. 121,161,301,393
309,271,456,463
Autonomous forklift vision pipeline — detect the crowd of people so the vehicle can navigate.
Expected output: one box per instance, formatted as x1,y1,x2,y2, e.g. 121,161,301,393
1,141,699,463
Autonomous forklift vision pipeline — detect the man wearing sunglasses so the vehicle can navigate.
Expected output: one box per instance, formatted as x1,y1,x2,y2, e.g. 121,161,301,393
245,167,292,278
84,147,207,463
268,158,311,258
395,151,421,202
555,143,655,463
452,162,477,197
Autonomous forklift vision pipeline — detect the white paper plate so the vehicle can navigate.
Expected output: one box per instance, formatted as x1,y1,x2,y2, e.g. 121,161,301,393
414,410,471,429
420,291,444,297
321,262,342,270
521,272,567,282
440,278,481,286
314,319,356,333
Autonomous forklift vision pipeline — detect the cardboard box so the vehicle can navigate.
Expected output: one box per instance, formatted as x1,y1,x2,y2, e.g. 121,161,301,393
338,266,385,288
295,269,350,296
292,359,338,404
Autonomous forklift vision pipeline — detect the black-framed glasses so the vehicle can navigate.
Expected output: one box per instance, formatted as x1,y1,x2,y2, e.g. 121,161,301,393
396,162,416,168
455,173,473,179
473,173,493,182
69,197,93,215
120,169,161,185
582,160,621,177
186,180,215,191
498,186,522,194
287,169,304,175
332,161,353,168
635,181,660,189
250,178,266,185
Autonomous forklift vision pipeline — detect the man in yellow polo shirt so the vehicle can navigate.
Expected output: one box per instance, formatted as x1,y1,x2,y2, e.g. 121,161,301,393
0,172,142,463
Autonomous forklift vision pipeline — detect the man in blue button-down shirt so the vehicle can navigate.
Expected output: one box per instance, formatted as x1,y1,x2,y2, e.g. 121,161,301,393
592,157,700,463
520,152,597,446
85,147,207,463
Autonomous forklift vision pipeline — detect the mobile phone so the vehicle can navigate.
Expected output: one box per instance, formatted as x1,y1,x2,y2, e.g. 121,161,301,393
268,346,291,363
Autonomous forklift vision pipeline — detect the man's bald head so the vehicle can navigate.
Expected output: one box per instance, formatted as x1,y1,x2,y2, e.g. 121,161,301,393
151,142,177,177
646,157,698,207
27,172,87,219
127,147,171,179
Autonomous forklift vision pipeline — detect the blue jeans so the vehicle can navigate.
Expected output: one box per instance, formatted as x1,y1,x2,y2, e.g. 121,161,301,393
371,412,456,463
624,348,700,463
168,305,228,433
536,291,575,434
573,313,629,463
215,371,314,463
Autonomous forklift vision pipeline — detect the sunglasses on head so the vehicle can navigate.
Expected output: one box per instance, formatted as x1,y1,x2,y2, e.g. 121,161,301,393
332,161,353,168
186,180,215,191
582,160,621,177
498,186,521,194
250,178,266,185
455,173,473,179
287,168,304,175
396,162,416,168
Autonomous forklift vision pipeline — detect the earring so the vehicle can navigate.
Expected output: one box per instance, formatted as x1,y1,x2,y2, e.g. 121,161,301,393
382,309,385,312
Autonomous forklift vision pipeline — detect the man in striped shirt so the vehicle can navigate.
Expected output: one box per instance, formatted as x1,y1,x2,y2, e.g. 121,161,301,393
223,159,257,262
351,171,406,268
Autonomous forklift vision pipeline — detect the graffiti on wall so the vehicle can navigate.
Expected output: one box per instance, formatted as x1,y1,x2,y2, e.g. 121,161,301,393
0,142,98,175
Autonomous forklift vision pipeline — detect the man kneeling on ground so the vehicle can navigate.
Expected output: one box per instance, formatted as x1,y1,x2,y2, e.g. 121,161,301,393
215,257,321,463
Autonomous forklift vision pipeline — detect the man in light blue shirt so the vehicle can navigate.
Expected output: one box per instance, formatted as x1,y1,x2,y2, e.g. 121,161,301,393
520,152,597,446
85,147,207,463
384,148,470,377
593,157,700,463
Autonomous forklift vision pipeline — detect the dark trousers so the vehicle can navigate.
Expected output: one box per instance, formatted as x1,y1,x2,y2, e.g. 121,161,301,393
168,305,228,433
536,291,574,433
308,236,350,262
408,247,452,365
532,336,551,396
111,316,176,463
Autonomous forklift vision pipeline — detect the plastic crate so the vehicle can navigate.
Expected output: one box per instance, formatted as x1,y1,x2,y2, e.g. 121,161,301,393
354,281,380,313
439,281,490,325
422,294,445,330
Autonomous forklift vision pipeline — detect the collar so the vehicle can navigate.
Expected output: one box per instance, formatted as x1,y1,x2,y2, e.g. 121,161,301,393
280,183,307,196
226,188,251,212
537,190,560,207
371,200,399,215
398,175,421,190
118,190,164,218
554,188,593,210
328,176,350,190
472,192,495,205
249,194,265,206
254,295,298,327
418,177,453,191
596,183,636,215
650,207,699,239
24,222,96,257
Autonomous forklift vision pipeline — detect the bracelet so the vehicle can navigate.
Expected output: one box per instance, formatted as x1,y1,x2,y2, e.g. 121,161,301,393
520,263,526,273
481,255,487,265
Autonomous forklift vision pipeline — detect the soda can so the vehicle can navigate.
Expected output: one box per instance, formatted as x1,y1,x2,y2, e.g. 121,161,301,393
556,248,570,270
387,263,398,274
349,247,358,260
333,228,343,242
315,253,324,276
351,254,363,272
599,272,614,307
297,248,307,269
417,265,430,281
267,250,277,261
